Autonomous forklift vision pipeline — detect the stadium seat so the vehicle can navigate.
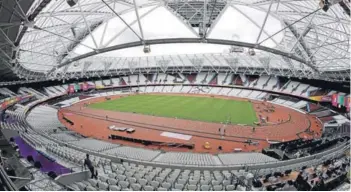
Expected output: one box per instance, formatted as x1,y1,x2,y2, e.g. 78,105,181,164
98,182,109,190
127,177,137,184
117,175,126,181
175,183,184,190
131,183,142,191
107,178,118,185
226,185,235,190
88,179,98,187
200,185,210,191
150,181,160,188
144,185,155,191
68,183,80,190
161,182,171,189
108,173,117,179
109,185,121,191
213,185,223,190
138,178,148,187
187,184,197,190
118,181,130,189
75,182,87,190
86,186,96,191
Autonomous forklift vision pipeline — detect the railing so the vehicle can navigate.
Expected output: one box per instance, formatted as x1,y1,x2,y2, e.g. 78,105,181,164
0,165,18,191
0,154,33,189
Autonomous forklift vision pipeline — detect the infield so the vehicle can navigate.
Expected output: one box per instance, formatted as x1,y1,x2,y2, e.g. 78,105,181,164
88,94,258,125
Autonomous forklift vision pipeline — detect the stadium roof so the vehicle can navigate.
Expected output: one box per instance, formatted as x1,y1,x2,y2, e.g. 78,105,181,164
0,0,350,82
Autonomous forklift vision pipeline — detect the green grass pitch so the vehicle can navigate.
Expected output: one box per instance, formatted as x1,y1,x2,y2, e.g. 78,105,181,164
89,94,258,125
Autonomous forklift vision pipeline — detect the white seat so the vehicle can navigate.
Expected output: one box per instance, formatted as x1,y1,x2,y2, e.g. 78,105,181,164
237,185,246,191
162,182,171,189
131,183,142,191
145,174,155,182
157,187,167,191
226,185,235,191
151,181,160,188
187,184,197,190
175,183,183,190
125,171,134,177
177,179,187,185
213,185,222,191
69,183,80,190
86,186,96,191
138,178,148,186
88,179,98,187
189,179,198,185
119,181,130,189
76,182,87,190
99,176,108,182
215,176,224,183
223,180,231,187
144,185,155,191
155,177,165,183
134,173,143,179
109,173,117,179
117,175,127,181
200,180,209,185
211,180,220,186
200,185,210,191
109,185,121,191
108,178,118,185
116,170,125,175
98,182,109,190
128,177,137,184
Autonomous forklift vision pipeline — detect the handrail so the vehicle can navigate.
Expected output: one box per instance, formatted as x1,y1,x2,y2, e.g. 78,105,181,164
0,165,18,191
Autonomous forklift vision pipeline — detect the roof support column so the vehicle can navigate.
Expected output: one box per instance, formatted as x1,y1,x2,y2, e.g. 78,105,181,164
101,0,143,41
132,0,145,43
255,0,274,44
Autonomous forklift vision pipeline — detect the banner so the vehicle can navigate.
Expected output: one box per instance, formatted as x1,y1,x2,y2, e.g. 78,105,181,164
309,95,332,102
321,95,332,102
95,85,105,89
346,96,351,112
0,94,33,110
87,82,95,89
81,82,88,91
331,94,338,107
68,85,75,94
338,95,344,106
74,83,80,91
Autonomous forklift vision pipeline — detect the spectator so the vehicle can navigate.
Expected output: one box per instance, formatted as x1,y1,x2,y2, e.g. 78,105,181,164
84,154,97,179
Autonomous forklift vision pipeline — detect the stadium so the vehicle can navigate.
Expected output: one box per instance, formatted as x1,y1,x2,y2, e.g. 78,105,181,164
0,0,350,191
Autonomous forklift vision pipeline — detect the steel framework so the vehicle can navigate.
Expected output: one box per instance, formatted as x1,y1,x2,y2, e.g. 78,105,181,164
0,0,349,82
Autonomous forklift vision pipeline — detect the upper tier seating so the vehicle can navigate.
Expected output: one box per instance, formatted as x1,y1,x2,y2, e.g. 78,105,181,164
26,105,64,131
194,73,207,84
217,73,232,85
